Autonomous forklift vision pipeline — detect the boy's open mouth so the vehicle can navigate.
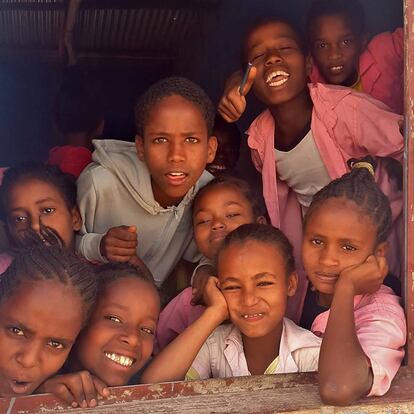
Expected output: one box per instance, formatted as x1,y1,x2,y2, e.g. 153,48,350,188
265,70,290,87
165,171,188,184
240,312,265,322
9,379,32,394
328,65,344,74
104,351,136,368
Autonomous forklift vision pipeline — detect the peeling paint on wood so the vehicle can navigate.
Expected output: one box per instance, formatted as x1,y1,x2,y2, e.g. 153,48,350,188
1,368,414,413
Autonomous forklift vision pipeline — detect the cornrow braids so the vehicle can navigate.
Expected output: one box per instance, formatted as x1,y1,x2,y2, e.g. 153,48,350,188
193,175,265,218
0,245,97,325
95,262,157,291
0,161,77,221
304,157,392,245
216,223,295,276
134,77,215,137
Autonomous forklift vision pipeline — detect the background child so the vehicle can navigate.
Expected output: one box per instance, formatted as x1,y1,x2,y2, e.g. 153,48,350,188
301,161,406,404
307,0,403,114
217,16,403,322
0,162,82,273
77,77,217,288
206,114,241,176
155,176,265,350
48,66,104,178
39,263,160,408
142,224,321,384
0,245,97,398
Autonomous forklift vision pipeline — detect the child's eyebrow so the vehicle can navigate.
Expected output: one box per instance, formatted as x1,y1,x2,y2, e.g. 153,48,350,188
35,197,57,204
249,36,297,50
194,201,243,215
220,276,239,283
254,272,277,279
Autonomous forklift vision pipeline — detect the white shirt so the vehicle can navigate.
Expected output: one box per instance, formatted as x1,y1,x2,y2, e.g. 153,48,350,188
274,130,331,210
185,318,321,380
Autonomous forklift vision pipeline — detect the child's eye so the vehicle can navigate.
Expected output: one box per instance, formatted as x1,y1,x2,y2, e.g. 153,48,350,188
13,215,27,224
47,340,64,349
316,41,327,49
311,238,323,246
226,213,240,219
222,285,240,291
41,207,55,215
153,137,167,144
8,327,24,336
186,137,199,144
257,281,274,287
105,315,122,324
141,327,154,336
342,244,357,252
196,219,210,225
251,53,265,63
342,39,353,46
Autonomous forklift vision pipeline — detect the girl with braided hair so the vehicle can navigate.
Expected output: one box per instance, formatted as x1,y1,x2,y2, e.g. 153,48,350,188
0,245,97,398
300,158,406,405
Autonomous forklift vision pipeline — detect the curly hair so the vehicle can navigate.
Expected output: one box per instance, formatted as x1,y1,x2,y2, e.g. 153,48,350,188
134,77,215,137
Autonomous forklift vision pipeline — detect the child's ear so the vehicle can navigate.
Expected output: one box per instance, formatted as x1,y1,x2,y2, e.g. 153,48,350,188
374,241,388,258
287,271,298,297
135,135,145,161
207,135,218,163
71,207,82,232
256,216,267,225
305,54,313,77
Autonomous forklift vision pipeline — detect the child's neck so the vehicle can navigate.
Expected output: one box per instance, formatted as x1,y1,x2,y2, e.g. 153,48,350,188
270,88,313,152
242,321,283,375
317,291,333,308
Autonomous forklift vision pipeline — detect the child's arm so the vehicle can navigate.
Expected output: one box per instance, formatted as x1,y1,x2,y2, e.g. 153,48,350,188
140,276,228,383
318,255,388,406
100,225,138,263
217,67,256,123
36,371,110,409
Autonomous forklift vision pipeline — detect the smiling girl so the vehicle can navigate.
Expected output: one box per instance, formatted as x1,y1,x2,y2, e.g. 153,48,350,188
142,223,321,384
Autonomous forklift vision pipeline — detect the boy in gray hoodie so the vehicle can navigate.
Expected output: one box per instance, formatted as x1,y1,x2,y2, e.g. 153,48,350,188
76,77,217,287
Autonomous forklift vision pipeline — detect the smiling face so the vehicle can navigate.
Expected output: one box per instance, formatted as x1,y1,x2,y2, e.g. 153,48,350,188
193,185,259,259
135,95,217,208
5,178,81,249
0,279,84,397
302,198,385,304
218,240,297,339
73,276,160,386
309,14,364,86
244,21,311,107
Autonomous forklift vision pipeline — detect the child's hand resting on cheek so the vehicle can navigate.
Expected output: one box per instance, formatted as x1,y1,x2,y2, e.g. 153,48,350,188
337,255,388,296
204,276,229,322
218,67,256,123
37,371,110,409
191,265,214,306
100,225,138,262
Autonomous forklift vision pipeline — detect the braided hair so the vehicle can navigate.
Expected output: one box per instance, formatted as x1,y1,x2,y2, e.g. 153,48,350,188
134,77,215,137
304,157,392,245
0,245,97,326
216,223,295,276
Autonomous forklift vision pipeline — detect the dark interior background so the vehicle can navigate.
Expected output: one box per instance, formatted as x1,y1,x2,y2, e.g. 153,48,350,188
0,0,403,167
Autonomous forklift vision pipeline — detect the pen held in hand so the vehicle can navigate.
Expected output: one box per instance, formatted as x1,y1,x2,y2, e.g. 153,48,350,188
239,62,253,95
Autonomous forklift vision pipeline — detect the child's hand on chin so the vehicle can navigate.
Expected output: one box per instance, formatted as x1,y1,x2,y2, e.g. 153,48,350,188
204,276,229,322
337,255,388,296
38,371,110,408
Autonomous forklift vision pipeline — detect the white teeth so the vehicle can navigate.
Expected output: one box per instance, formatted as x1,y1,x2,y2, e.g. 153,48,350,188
266,70,290,85
169,172,185,176
104,352,134,367
242,313,263,319
330,66,343,71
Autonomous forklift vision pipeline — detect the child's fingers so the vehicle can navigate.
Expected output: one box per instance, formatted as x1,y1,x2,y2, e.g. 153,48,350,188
52,384,78,407
92,376,110,398
107,238,138,249
217,104,239,123
79,372,99,407
64,378,89,408
108,226,138,241
240,66,256,96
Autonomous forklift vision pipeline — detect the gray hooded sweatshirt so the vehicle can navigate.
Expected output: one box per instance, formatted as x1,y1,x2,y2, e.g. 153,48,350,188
76,139,213,286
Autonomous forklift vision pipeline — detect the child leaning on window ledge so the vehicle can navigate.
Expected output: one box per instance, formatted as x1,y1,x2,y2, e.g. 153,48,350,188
142,224,321,384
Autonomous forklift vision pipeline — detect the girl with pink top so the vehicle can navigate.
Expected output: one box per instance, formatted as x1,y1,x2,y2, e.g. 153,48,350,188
302,160,406,404
218,16,403,323
307,0,403,114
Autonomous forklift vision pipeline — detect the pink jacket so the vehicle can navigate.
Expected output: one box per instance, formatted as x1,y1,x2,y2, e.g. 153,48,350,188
312,285,406,396
247,83,403,323
310,28,404,114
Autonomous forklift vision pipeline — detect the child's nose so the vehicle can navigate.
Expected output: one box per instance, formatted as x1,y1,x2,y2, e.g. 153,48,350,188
211,219,225,230
241,288,259,307
30,216,41,234
328,44,342,60
16,343,41,369
265,50,283,66
319,246,339,267
168,141,186,163
119,327,141,349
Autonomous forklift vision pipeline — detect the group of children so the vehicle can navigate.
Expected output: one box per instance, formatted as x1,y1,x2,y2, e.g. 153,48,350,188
0,0,407,408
